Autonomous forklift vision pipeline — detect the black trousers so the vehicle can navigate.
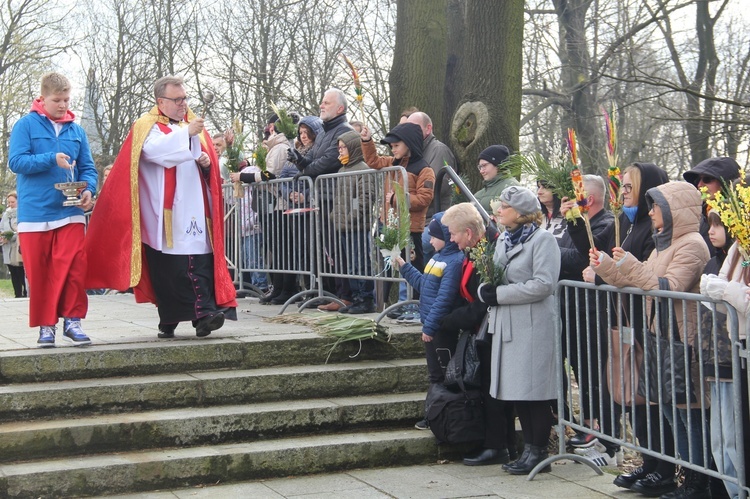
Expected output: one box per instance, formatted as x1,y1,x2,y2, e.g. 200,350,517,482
7,264,26,297
143,244,237,325
479,336,516,449
514,400,553,448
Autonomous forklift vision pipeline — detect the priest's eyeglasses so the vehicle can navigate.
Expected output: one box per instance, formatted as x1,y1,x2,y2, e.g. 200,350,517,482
160,96,188,105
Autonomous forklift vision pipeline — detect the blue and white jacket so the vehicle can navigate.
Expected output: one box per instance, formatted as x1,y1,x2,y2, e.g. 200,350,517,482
8,112,98,223
400,212,464,337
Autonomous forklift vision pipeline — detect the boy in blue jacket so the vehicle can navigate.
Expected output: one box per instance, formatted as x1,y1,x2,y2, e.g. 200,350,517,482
396,212,464,429
8,72,98,347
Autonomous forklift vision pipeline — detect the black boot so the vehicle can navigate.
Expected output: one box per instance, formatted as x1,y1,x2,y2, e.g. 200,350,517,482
502,444,531,472
343,298,376,314
260,274,283,304
660,469,711,499
506,445,551,475
270,274,300,305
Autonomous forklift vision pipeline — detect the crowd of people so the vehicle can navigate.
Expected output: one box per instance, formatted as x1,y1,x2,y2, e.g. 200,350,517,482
5,71,750,499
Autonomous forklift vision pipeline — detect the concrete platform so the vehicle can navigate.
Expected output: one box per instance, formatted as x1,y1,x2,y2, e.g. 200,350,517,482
0,294,626,498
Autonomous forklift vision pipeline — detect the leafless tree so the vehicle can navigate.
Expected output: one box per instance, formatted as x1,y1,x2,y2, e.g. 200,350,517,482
0,0,72,187
520,0,750,180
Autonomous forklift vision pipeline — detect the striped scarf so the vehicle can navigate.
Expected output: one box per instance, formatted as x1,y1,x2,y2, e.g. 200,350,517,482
504,223,538,251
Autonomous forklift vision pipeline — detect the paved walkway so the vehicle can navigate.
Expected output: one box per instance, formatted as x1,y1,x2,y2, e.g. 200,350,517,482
95,462,622,498
0,294,625,498
0,293,329,351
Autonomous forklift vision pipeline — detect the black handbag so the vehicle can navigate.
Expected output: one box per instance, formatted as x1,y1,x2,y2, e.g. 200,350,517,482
637,278,696,405
444,329,481,389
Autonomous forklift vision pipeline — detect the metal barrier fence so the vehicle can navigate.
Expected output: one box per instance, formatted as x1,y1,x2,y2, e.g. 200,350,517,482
539,279,747,498
222,176,316,300
222,166,415,311
312,167,412,307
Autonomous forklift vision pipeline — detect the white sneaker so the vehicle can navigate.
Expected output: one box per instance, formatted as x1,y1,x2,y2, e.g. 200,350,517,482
573,439,607,454
575,447,616,468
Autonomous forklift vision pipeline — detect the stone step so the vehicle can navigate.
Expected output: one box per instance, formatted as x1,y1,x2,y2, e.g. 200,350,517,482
0,430,454,499
0,359,427,422
0,333,424,384
0,392,426,463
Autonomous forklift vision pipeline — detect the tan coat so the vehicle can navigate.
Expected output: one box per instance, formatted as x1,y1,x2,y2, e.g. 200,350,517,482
595,181,710,406
596,182,709,345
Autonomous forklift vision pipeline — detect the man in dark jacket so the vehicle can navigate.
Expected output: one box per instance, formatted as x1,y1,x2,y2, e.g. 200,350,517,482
287,88,353,201
682,156,740,257
286,88,354,302
558,175,619,466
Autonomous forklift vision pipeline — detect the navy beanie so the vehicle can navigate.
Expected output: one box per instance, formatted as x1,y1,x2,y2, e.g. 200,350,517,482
428,218,445,241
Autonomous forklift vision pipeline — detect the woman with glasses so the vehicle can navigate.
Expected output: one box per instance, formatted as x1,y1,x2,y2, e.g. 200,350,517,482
473,145,519,215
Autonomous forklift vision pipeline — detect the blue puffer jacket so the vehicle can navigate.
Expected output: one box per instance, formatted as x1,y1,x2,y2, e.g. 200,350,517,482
400,212,464,336
9,112,98,223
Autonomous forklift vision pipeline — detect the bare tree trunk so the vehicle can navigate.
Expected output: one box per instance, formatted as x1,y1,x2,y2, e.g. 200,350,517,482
445,0,524,186
390,0,448,131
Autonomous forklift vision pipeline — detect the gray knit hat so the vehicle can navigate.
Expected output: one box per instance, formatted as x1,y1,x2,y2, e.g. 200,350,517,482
499,185,541,216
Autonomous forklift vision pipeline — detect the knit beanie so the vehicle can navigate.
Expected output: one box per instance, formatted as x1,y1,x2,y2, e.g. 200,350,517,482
478,145,511,167
428,218,445,241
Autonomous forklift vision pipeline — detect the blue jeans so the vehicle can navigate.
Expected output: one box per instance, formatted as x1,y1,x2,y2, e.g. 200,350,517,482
242,234,268,290
710,380,741,498
343,231,374,303
662,405,709,467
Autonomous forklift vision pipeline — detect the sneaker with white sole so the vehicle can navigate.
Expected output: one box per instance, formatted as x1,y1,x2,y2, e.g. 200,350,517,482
414,418,429,430
63,318,92,346
37,326,56,348
397,311,421,325
576,447,617,468
574,439,607,455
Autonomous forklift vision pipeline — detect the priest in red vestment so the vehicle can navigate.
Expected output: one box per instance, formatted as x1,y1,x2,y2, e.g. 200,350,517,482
86,75,237,338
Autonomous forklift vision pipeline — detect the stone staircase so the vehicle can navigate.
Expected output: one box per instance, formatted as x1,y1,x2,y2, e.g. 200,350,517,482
0,331,450,498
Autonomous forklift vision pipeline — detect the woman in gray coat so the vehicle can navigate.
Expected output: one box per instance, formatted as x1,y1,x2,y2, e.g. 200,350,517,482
477,185,561,475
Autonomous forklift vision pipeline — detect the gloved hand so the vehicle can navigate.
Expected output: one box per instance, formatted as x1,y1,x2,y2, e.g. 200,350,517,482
292,171,306,182
478,283,499,306
259,170,276,181
287,148,303,164
288,148,310,170
701,274,729,300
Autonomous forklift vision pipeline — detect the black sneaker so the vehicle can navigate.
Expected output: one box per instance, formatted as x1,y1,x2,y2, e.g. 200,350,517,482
569,430,598,448
414,418,429,430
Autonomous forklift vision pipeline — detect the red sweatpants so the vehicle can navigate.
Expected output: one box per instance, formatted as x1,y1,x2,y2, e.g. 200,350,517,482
19,223,88,327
